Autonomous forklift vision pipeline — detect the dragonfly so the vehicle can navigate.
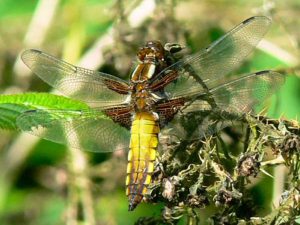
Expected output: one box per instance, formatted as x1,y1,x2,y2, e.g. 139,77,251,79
18,16,285,211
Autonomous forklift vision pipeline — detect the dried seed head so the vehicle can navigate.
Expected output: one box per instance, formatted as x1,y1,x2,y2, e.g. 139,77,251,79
214,188,242,207
278,134,300,161
163,205,185,221
162,178,176,201
237,154,260,177
186,193,208,208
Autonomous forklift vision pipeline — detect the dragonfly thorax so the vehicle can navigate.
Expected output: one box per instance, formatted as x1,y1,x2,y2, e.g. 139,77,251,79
131,82,156,112
131,63,156,82
131,43,163,112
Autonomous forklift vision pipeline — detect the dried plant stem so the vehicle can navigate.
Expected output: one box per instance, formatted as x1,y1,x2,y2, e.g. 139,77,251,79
78,0,156,69
0,134,40,211
66,149,95,225
272,164,286,207
13,0,60,88
258,39,298,67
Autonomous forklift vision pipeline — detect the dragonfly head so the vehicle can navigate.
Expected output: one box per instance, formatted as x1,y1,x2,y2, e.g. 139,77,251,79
137,40,165,63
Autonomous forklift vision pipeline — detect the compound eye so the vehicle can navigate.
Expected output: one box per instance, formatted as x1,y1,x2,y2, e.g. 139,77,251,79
164,43,184,54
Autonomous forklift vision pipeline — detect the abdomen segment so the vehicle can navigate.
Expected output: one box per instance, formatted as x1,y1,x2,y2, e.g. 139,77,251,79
126,112,159,211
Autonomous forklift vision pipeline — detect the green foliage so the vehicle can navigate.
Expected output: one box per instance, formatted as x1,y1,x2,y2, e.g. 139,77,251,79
0,93,89,130
0,0,36,18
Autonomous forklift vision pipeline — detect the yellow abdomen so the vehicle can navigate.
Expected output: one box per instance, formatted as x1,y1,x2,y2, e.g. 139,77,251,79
126,112,159,211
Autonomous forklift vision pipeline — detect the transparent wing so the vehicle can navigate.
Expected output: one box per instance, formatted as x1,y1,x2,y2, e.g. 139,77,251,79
16,109,130,152
183,71,285,114
21,49,130,108
157,16,272,98
162,71,285,139
160,110,237,142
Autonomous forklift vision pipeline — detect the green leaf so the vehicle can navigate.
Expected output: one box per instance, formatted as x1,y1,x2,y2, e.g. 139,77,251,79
0,93,89,130
295,216,300,224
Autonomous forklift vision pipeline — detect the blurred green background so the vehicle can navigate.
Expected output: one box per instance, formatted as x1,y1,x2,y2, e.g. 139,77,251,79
0,0,299,224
